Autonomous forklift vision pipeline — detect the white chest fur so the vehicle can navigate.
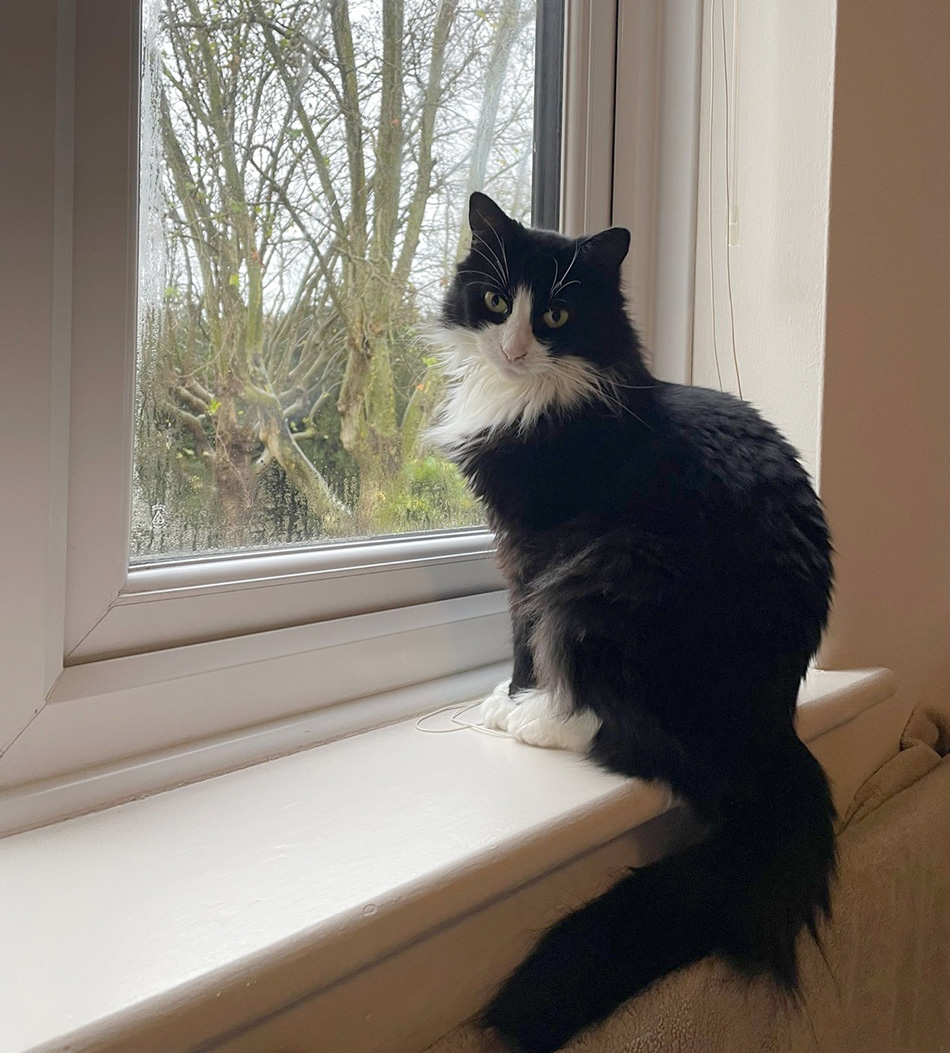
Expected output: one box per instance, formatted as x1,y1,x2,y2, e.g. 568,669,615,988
429,286,605,450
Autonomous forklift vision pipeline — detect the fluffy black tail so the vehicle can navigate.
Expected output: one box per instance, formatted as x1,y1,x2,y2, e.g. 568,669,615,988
482,733,836,1053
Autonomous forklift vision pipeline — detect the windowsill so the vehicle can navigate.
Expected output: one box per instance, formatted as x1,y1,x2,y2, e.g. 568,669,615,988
1,667,900,1053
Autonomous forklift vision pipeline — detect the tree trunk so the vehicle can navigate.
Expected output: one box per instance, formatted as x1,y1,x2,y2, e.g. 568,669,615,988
212,382,257,545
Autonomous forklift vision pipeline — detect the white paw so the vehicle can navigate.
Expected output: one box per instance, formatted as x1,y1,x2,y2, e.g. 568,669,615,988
505,690,602,753
478,679,517,731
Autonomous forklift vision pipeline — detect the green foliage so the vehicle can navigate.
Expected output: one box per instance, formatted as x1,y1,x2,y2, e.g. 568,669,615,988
374,456,483,534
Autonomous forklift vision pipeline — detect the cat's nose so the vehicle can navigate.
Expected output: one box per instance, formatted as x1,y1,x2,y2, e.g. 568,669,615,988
502,338,529,362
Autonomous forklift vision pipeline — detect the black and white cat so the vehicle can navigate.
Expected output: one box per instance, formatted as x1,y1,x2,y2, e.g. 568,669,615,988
432,193,836,1053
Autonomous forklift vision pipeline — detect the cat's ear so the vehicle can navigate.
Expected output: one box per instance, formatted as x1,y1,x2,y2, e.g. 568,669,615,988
469,192,515,243
580,227,630,272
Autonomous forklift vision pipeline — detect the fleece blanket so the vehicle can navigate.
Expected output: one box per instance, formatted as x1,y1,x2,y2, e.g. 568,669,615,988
425,708,950,1053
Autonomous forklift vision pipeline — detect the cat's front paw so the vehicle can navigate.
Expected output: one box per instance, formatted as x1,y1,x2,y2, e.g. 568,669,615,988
505,690,602,753
479,679,517,731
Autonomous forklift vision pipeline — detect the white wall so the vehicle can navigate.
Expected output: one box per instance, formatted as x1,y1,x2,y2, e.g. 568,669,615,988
692,0,837,482
819,0,950,714
691,0,950,715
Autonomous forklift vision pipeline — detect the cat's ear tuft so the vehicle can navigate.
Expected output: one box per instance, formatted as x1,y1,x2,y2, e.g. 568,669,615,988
580,227,631,272
469,192,514,242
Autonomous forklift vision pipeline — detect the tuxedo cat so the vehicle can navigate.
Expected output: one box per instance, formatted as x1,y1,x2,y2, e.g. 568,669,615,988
431,193,836,1053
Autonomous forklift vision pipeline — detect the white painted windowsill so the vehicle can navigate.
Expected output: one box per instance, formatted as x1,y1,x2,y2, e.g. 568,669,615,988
0,667,901,1053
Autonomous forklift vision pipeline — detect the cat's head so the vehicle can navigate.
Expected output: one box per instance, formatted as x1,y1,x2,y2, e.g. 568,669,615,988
431,193,643,444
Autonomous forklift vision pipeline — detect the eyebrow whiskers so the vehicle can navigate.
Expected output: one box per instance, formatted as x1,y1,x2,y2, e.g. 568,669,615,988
488,223,511,288
550,243,580,299
471,243,507,290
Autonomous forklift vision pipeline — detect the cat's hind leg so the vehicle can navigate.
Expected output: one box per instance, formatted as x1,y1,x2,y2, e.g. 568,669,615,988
480,587,600,750
479,678,518,731
480,590,541,733
478,681,601,751
504,688,602,752
482,592,602,751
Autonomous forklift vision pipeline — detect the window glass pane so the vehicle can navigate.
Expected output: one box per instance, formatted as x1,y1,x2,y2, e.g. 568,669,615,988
133,0,550,561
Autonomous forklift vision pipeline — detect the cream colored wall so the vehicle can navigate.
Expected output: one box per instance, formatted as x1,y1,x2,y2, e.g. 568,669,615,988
819,0,950,712
691,0,950,714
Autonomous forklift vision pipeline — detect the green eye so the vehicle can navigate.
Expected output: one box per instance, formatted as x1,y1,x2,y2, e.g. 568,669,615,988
484,290,509,315
543,306,569,329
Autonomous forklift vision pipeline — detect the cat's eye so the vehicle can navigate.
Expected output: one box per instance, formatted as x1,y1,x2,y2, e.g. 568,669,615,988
543,306,569,329
484,291,509,315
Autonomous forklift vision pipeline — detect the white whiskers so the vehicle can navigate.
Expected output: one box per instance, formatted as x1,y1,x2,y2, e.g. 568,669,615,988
470,241,508,291
550,243,580,300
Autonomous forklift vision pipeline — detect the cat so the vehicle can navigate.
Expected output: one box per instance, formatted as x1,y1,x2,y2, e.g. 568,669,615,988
430,192,836,1053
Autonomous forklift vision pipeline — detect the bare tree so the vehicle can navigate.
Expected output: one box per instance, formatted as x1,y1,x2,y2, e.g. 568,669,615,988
134,0,535,555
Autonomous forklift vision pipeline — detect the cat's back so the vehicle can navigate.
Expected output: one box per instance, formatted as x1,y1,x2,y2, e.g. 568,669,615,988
596,381,832,654
595,380,831,586
644,381,817,507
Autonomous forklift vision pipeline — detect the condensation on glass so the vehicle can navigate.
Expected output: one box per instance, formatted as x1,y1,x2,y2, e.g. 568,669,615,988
132,0,542,561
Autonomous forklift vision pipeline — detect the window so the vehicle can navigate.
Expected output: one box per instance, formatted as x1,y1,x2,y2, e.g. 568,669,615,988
135,0,546,561
66,0,577,669
0,0,702,835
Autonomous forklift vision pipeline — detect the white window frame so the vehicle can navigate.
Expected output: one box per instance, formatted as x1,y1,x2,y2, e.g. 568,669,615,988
62,0,507,667
0,0,702,836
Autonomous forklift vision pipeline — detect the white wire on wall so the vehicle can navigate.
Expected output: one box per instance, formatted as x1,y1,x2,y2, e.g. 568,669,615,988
706,0,743,399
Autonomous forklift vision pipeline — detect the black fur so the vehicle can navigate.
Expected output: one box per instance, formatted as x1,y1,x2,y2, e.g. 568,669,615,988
439,193,836,1053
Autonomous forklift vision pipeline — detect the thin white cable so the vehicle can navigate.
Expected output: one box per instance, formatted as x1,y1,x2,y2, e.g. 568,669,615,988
728,0,741,244
415,700,512,738
707,0,724,392
720,0,743,398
